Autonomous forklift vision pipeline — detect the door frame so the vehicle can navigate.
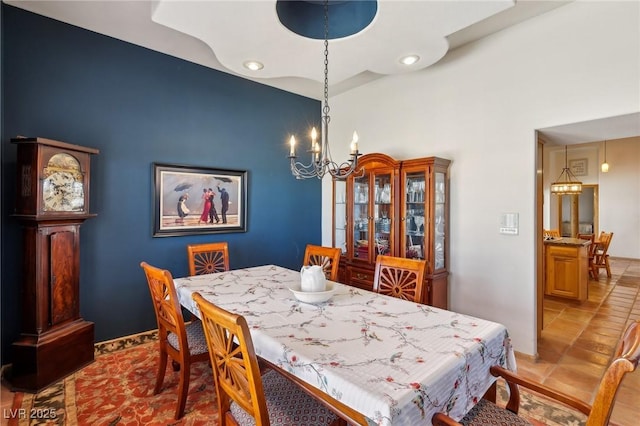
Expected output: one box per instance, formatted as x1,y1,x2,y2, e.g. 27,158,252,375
536,133,544,340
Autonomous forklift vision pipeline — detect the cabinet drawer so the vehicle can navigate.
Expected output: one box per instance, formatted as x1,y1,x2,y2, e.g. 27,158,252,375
346,266,374,291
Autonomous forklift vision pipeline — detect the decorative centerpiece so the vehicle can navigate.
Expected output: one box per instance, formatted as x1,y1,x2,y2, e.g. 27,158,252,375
289,265,335,303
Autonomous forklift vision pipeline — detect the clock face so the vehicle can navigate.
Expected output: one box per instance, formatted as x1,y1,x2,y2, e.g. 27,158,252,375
42,154,85,212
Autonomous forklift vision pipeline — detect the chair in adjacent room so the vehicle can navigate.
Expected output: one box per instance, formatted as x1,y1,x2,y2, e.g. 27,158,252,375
373,255,426,303
543,229,561,239
432,319,640,426
303,244,341,281
140,262,209,419
591,231,614,278
187,241,229,276
577,233,598,279
192,292,345,426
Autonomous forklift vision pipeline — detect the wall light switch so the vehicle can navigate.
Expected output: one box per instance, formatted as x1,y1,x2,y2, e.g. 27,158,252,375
500,212,519,235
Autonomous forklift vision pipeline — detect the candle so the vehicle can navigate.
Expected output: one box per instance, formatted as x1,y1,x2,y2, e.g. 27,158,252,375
350,131,359,154
289,135,296,157
311,127,318,151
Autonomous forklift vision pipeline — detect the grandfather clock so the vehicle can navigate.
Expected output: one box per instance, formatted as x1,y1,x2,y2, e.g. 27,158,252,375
10,136,99,392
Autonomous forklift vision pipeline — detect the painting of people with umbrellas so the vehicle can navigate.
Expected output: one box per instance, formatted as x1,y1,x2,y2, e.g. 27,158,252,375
153,163,247,237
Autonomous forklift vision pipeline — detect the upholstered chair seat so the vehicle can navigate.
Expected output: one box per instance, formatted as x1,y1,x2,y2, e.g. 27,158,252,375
166,321,208,355
229,370,340,426
456,399,537,425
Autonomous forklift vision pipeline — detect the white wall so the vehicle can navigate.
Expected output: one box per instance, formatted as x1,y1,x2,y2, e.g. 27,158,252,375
599,137,640,258
321,1,640,355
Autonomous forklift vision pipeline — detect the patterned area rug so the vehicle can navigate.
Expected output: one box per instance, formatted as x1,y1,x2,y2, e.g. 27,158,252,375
6,330,217,426
6,331,586,425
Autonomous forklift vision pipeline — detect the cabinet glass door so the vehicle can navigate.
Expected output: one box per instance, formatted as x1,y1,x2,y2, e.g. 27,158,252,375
373,172,392,256
434,172,446,269
405,172,426,259
353,174,369,259
333,180,347,254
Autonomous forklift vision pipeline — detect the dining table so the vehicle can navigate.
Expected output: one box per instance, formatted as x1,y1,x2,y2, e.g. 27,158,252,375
174,264,516,426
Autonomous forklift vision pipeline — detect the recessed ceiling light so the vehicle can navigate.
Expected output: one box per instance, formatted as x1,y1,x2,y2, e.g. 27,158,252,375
400,55,420,66
243,60,264,71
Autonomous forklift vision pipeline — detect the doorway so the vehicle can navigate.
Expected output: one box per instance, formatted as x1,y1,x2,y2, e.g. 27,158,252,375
557,184,599,237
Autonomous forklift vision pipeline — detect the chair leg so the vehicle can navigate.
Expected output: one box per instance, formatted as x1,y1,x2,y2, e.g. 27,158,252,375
154,348,168,395
175,359,190,419
605,256,612,278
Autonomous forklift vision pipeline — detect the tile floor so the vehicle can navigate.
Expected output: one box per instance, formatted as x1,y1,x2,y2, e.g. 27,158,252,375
515,257,640,426
1,259,638,425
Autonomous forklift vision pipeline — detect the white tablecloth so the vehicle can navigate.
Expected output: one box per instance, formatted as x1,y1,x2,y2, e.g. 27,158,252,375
175,265,516,426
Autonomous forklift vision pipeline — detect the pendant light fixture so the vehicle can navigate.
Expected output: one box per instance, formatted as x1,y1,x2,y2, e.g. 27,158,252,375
551,146,583,195
287,0,361,180
601,140,609,173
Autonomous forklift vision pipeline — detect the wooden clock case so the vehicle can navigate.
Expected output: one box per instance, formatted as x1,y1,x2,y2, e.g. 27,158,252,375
9,137,99,392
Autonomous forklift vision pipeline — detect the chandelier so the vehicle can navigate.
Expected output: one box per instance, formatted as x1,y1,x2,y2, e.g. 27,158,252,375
551,146,583,195
288,0,361,180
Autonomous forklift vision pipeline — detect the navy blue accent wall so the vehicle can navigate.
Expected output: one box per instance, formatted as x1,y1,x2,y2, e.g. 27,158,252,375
1,5,321,364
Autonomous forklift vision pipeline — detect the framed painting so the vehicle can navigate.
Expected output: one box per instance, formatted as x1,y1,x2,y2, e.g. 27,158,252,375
569,158,588,176
153,163,247,237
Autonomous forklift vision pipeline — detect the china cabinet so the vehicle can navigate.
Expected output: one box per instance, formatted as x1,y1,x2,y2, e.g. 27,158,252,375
333,153,450,309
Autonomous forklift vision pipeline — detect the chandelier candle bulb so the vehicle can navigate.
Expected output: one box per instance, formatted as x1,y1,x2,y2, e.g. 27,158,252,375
289,136,296,157
350,131,359,154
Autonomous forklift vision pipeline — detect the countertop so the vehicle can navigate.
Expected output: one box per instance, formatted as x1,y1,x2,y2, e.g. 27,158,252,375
543,237,591,246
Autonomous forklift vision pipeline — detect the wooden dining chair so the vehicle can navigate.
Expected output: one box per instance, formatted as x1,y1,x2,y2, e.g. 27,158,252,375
140,262,210,419
543,229,561,238
303,244,341,281
577,233,598,279
373,255,426,303
192,292,345,426
432,319,640,426
187,241,229,276
592,232,614,278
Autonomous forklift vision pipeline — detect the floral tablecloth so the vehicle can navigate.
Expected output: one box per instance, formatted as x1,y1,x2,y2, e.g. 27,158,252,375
175,265,516,426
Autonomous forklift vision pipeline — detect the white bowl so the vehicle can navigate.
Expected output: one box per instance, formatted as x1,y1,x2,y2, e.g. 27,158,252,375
288,281,335,304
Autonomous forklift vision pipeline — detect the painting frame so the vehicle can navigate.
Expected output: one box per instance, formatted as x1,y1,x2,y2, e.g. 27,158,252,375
153,163,247,237
569,158,588,176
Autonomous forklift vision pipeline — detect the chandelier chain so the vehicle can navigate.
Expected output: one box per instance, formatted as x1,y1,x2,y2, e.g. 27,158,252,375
323,0,330,119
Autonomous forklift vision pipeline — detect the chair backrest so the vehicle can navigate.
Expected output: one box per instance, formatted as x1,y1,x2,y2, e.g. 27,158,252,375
596,232,614,255
577,233,597,257
187,242,229,276
586,320,639,426
544,229,561,238
373,255,426,303
192,292,270,425
140,262,188,356
303,244,341,281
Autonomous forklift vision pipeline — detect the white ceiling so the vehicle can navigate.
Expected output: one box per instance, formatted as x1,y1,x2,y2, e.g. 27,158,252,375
5,0,638,145
539,113,640,146
4,0,570,99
